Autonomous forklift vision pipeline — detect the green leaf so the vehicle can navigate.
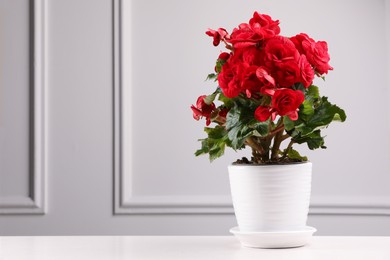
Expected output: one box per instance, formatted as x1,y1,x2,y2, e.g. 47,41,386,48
226,105,241,130
281,91,346,152
218,93,234,108
307,97,346,127
299,100,314,121
332,112,345,122
229,126,252,150
195,125,230,161
206,73,217,81
209,141,226,161
203,93,217,105
215,59,227,73
252,121,269,136
225,104,266,150
226,107,243,147
195,139,209,156
305,85,320,103
227,125,240,143
287,95,346,138
293,130,325,150
293,82,306,92
204,126,226,139
283,116,295,131
285,148,308,161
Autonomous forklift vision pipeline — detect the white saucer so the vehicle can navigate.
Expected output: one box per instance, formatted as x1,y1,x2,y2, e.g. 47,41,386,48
230,226,317,249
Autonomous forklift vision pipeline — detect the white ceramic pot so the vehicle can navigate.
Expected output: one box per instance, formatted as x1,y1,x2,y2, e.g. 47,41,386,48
228,162,312,232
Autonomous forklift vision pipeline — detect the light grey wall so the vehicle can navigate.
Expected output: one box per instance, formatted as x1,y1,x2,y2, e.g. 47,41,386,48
0,0,30,199
0,0,390,235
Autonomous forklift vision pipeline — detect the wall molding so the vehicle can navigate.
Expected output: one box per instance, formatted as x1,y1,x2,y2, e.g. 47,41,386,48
115,195,390,216
115,196,234,215
0,0,47,215
113,0,390,216
309,196,390,216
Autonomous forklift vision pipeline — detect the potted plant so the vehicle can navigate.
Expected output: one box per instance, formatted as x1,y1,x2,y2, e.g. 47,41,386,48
191,11,346,248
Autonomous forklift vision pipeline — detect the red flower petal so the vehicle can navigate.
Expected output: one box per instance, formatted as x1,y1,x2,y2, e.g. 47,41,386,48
191,105,201,120
254,106,271,122
287,110,299,121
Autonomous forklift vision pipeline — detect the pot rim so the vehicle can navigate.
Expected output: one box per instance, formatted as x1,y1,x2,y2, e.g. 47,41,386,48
229,161,312,168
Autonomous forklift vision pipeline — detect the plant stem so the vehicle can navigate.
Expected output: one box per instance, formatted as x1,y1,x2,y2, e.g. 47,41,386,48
213,117,226,125
268,124,284,138
260,136,272,162
280,134,289,142
271,130,284,160
281,140,295,160
245,136,265,155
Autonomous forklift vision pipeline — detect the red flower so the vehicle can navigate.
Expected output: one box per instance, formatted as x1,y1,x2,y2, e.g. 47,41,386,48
214,52,231,73
229,23,259,48
191,95,216,126
241,65,262,97
249,12,280,40
263,37,306,87
290,33,314,54
218,48,263,98
217,61,243,98
256,67,276,95
298,55,314,88
255,89,304,122
274,60,301,88
218,52,231,61
272,89,304,120
216,108,229,124
255,106,273,122
304,41,333,74
264,36,300,69
218,108,229,118
237,46,263,66
291,33,333,75
229,12,280,48
206,28,230,47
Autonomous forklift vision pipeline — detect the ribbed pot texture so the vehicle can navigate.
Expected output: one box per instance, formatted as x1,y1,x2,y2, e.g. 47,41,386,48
228,162,312,232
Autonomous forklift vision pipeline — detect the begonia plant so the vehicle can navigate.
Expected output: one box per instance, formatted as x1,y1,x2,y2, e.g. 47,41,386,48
191,11,346,164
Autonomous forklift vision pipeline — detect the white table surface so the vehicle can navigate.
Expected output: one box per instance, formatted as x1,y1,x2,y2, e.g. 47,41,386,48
1,236,390,260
